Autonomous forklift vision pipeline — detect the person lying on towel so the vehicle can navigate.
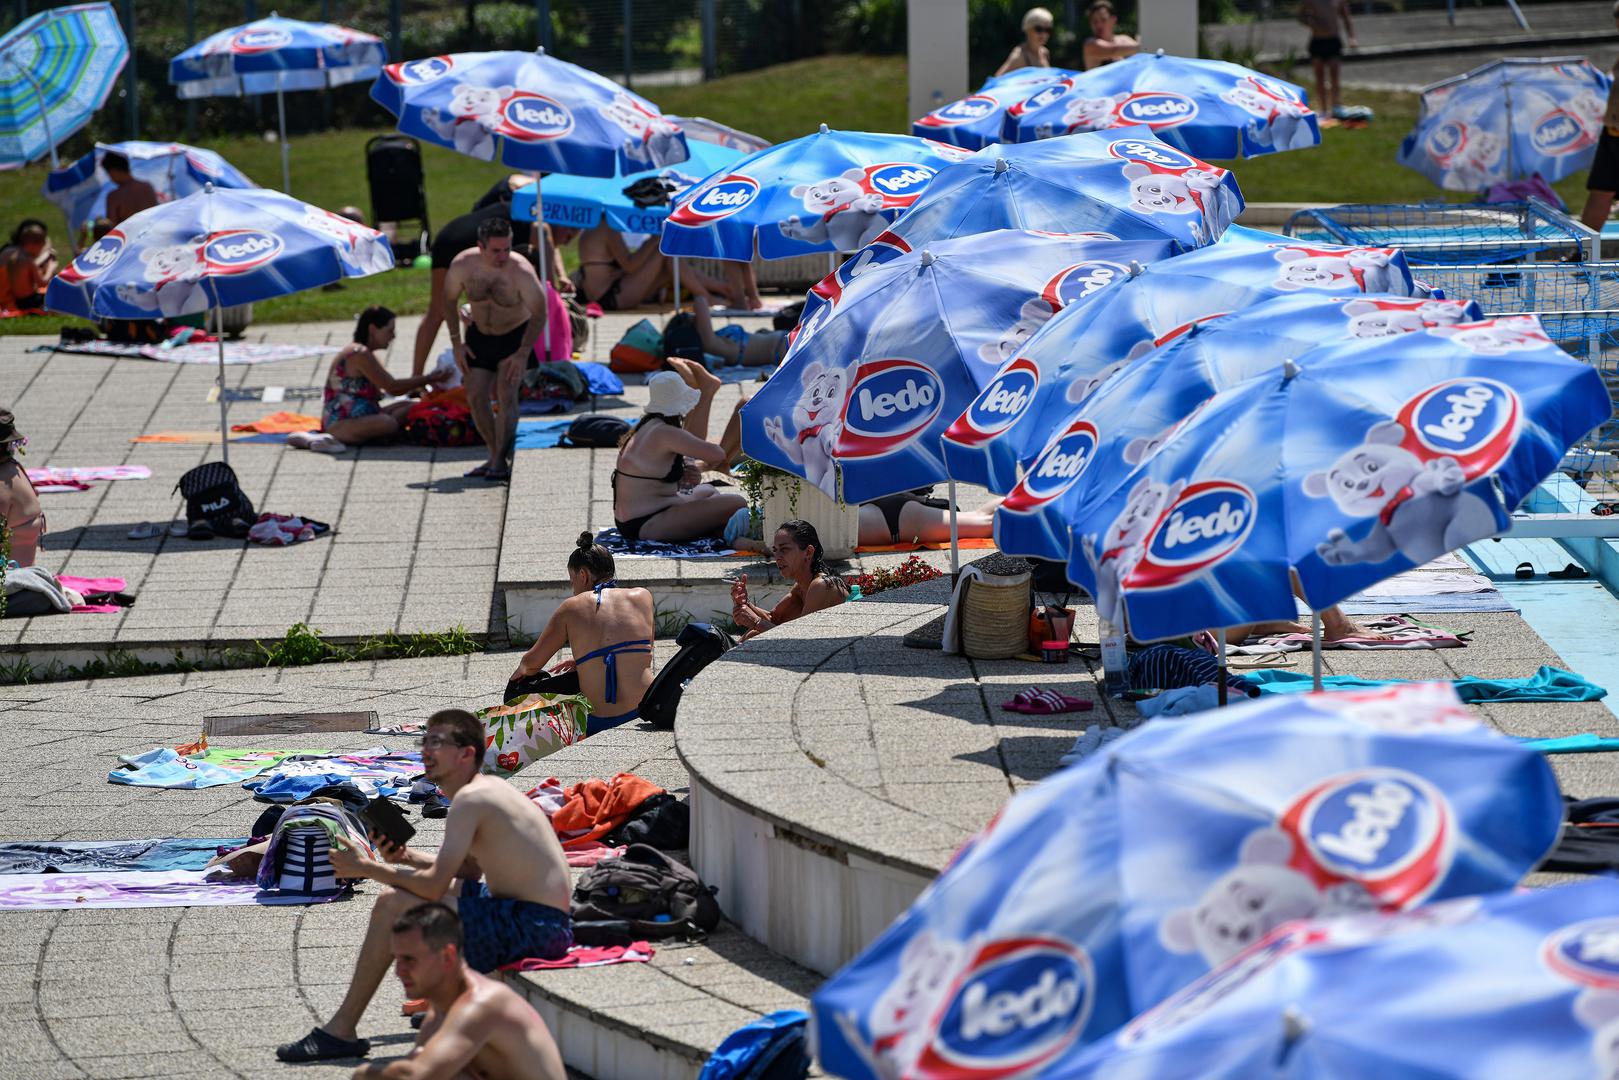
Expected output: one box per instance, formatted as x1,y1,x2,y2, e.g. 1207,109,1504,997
353,902,565,1080
276,709,573,1065
505,534,656,734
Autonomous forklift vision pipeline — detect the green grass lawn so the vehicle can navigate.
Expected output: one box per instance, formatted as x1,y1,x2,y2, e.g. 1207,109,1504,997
0,54,1593,337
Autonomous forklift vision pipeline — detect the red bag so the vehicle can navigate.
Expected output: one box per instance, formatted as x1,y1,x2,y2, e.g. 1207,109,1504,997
402,400,482,447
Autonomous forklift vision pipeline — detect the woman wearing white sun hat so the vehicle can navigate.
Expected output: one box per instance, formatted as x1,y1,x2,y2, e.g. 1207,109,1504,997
611,370,743,543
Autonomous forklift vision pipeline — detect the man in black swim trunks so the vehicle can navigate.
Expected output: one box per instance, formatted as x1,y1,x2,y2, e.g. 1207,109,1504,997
1298,0,1355,122
443,217,545,482
412,185,516,383
1578,3,1619,237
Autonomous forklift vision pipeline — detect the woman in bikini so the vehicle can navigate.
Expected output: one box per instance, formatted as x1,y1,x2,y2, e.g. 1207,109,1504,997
612,371,745,543
507,535,656,734
0,409,44,567
729,519,850,640
568,222,734,310
321,307,445,445
996,7,1055,75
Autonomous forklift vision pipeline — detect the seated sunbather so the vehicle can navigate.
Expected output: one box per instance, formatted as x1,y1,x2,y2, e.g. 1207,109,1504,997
690,295,790,367
0,220,55,312
322,307,446,445
356,903,565,1080
0,409,43,567
729,490,1001,549
506,534,656,734
278,708,572,1064
612,371,744,543
730,519,851,640
572,221,732,309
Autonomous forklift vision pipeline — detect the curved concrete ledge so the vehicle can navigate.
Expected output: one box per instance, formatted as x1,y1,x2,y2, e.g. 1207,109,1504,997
677,575,1128,975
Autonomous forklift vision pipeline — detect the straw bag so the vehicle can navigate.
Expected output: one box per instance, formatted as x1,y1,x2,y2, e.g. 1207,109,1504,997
960,568,1032,660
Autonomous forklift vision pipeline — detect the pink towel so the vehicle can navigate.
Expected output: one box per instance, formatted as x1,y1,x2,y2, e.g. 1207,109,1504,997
500,942,655,971
532,284,574,363
57,574,126,594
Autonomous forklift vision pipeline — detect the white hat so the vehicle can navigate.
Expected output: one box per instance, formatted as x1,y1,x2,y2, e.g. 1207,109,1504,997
646,370,703,418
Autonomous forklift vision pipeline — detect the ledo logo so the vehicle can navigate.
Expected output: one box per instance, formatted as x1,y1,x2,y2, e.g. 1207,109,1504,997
1396,378,1519,479
835,358,943,459
1013,79,1074,117
231,27,293,52
1116,92,1199,128
1002,419,1099,513
499,93,574,140
66,232,125,280
1043,261,1128,309
924,94,999,126
914,937,1093,1079
867,163,935,200
1429,122,1466,159
1125,480,1254,589
201,229,283,274
1279,768,1453,908
386,55,453,85
946,358,1040,447
1531,109,1585,154
1108,139,1200,172
668,175,760,226
1543,918,1619,992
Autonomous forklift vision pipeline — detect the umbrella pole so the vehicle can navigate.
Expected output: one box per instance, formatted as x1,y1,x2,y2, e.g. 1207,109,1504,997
215,301,230,465
672,256,681,315
1217,633,1229,707
533,171,548,361
277,85,290,193
948,478,960,582
1311,610,1323,692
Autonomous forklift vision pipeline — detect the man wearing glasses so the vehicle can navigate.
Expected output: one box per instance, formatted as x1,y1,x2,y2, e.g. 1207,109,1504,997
997,7,1056,75
276,709,573,1064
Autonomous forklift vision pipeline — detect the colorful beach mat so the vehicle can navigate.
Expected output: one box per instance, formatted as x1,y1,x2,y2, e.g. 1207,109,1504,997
46,340,330,365
0,838,242,875
27,465,151,484
0,870,345,910
132,430,288,445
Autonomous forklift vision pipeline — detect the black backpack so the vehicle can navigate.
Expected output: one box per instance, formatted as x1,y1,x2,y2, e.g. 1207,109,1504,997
571,844,720,939
563,413,631,448
640,622,735,730
662,312,705,361
174,461,255,539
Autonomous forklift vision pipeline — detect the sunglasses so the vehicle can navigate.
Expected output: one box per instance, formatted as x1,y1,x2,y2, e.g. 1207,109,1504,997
1032,25,1052,32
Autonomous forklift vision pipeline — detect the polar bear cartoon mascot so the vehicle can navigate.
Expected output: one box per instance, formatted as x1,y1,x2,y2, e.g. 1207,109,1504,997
1342,298,1468,339
421,84,509,160
1572,991,1619,1080
1044,93,1128,139
599,93,684,168
1305,419,1499,568
977,297,1057,368
762,360,849,497
1159,828,1375,968
1271,246,1402,294
834,931,968,1080
114,243,201,314
1222,79,1316,151
778,170,893,252
1080,475,1185,629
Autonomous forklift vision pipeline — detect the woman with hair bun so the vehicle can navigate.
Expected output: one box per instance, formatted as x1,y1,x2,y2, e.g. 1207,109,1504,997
729,519,850,640
507,532,656,734
320,306,449,445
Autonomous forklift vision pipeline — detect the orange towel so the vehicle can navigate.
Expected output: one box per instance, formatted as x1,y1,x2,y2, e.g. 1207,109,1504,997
548,773,665,850
230,410,322,434
854,538,999,554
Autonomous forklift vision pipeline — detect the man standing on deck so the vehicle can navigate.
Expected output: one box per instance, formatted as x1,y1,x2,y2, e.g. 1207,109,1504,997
1577,4,1619,237
443,216,545,483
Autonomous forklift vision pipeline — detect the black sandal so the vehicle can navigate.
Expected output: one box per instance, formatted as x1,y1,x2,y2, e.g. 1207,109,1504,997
275,1027,370,1062
1514,561,1534,579
1550,563,1591,580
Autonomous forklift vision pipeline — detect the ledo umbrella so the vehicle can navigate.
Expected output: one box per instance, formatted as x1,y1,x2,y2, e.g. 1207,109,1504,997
1057,315,1608,649
880,130,1245,257
993,292,1486,566
810,683,1561,1079
1003,51,1320,159
1398,57,1612,191
738,230,1175,511
659,126,971,261
170,13,386,193
1053,879,1619,1079
43,141,257,241
0,2,128,170
942,225,1425,495
912,66,1081,150
45,184,394,461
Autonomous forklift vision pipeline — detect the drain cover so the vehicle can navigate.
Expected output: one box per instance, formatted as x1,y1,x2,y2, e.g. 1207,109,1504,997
203,710,379,738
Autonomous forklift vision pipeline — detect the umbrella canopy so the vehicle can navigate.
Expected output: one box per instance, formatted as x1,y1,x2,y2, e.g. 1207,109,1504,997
994,293,1486,564
810,683,1561,1079
659,126,972,261
1398,57,1612,191
912,67,1081,150
508,138,746,234
168,13,384,98
738,230,1175,502
1054,879,1619,1079
370,49,688,177
942,225,1424,494
46,184,393,320
43,141,257,239
1056,316,1608,641
1004,52,1320,159
880,130,1245,257
0,2,128,169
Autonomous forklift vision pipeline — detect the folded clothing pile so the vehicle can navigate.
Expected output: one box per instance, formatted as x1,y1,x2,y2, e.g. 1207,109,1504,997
247,513,330,546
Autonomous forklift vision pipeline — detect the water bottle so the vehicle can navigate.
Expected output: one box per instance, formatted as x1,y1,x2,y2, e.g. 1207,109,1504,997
1099,619,1130,699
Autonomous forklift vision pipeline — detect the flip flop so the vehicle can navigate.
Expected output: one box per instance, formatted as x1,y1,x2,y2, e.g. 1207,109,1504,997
1515,561,1534,579
463,463,491,479
1001,687,1093,715
167,520,187,537
274,1027,370,1063
126,522,160,540
483,467,512,484
1550,563,1591,580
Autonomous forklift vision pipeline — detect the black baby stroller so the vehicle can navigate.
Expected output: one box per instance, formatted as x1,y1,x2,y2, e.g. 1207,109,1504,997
366,134,430,262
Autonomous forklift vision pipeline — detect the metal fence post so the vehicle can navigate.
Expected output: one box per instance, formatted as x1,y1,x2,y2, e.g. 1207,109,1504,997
122,0,137,139
621,0,633,87
390,0,402,65
246,0,261,126
701,0,715,80
320,0,331,128
185,0,196,139
536,0,551,50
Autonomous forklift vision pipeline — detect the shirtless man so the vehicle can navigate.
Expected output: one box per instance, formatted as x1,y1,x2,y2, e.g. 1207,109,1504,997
276,709,573,1063
444,216,545,482
508,534,655,734
351,903,565,1080
101,151,159,226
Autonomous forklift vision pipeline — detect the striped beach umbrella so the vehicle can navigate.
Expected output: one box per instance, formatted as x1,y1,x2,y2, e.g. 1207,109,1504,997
0,2,129,169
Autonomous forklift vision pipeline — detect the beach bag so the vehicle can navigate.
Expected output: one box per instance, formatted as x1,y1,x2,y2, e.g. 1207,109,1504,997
402,400,481,447
174,461,255,538
477,693,592,774
563,414,630,448
610,318,664,373
662,312,704,361
699,1010,812,1080
640,622,735,730
571,845,721,937
606,792,690,850
772,302,805,332
564,295,590,349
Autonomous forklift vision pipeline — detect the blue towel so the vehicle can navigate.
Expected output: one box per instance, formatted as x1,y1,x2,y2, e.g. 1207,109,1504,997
1518,733,1619,753
513,419,575,450
1245,665,1607,702
575,361,624,396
